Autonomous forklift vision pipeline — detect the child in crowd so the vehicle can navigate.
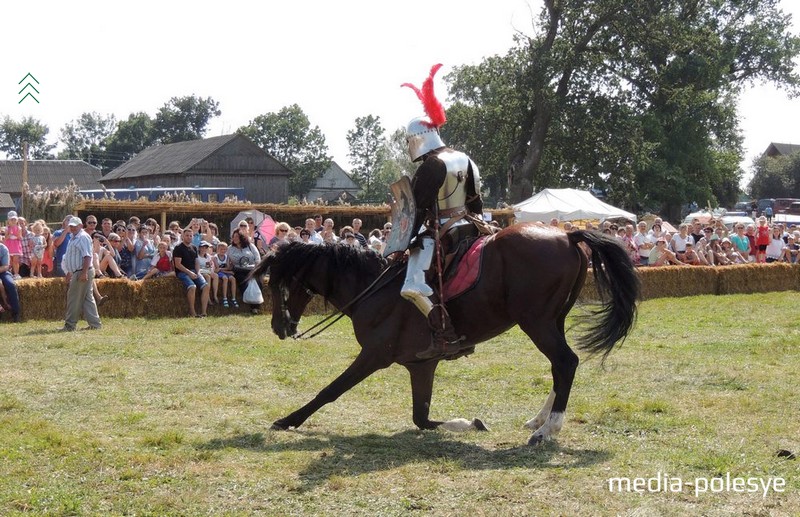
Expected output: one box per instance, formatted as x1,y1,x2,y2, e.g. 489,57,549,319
5,211,22,279
30,221,47,277
755,216,770,263
682,242,707,265
141,241,174,280
41,224,54,277
196,241,218,304
215,241,238,307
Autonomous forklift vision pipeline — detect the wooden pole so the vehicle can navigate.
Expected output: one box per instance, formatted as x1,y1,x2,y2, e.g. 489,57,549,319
21,141,29,217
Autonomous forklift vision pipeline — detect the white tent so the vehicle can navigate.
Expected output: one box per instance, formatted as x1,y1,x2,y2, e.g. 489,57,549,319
513,188,636,223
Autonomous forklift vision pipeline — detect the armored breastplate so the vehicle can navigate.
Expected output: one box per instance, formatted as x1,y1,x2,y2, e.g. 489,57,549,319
436,150,469,211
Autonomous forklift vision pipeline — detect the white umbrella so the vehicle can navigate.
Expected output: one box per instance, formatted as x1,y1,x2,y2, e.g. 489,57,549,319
229,209,267,235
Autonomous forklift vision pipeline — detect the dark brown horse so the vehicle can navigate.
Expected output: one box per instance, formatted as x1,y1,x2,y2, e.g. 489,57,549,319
254,224,640,445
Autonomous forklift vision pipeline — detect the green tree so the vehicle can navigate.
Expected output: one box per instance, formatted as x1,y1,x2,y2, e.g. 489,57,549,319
154,95,221,144
446,0,800,218
57,112,117,169
385,127,416,177
0,116,56,159
347,115,390,203
103,112,157,172
238,104,331,197
749,154,800,199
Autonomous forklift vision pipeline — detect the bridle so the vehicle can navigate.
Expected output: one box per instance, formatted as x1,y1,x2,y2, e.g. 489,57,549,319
279,261,404,340
278,280,314,333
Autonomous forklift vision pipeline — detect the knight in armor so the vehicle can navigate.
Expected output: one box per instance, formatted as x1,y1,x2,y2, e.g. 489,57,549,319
399,64,484,360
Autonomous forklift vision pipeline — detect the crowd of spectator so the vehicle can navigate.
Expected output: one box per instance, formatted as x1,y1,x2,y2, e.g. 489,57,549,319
4,208,797,320
0,211,400,320
569,216,800,266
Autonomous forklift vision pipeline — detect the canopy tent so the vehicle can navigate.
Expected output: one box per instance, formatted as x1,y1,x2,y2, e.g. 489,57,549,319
513,188,636,223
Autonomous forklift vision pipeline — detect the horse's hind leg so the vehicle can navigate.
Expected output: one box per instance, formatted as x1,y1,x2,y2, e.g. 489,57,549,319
519,320,578,445
524,390,555,431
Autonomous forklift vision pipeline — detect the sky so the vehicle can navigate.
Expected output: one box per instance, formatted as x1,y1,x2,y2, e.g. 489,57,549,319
2,0,799,188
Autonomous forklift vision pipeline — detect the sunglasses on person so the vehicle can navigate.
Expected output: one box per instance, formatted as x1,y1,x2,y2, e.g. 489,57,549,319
86,221,97,225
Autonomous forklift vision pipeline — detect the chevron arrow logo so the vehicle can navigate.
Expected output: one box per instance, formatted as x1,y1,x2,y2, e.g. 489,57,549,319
18,72,40,104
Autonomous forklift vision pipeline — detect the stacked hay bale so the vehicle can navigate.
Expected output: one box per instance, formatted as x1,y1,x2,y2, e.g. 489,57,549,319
13,277,331,322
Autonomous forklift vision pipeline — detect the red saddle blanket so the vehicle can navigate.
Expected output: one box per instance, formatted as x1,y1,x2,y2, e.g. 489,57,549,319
442,236,491,302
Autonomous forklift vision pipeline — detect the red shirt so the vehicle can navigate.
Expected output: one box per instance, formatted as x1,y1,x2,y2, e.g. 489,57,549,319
756,225,770,246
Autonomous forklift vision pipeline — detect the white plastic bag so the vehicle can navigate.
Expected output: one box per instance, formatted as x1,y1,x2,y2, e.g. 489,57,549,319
242,278,264,305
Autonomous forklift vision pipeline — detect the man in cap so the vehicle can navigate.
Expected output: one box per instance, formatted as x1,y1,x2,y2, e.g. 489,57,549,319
60,216,102,331
399,64,483,360
52,215,74,277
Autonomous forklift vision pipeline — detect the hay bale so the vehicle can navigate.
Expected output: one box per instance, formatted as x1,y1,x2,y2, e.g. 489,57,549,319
638,265,718,299
717,263,800,295
16,277,67,321
9,264,798,322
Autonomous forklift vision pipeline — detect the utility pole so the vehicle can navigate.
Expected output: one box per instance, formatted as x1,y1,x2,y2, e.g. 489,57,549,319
21,141,29,218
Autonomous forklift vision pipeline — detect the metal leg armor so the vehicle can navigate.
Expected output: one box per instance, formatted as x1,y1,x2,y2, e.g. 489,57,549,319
400,237,435,315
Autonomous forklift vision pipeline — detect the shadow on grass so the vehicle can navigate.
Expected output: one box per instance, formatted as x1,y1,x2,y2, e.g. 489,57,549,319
197,430,611,491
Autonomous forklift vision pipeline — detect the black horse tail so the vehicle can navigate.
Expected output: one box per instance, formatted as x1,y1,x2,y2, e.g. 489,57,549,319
568,230,640,360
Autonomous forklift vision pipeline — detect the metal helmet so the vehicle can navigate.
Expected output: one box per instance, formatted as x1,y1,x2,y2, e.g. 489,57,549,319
406,116,445,162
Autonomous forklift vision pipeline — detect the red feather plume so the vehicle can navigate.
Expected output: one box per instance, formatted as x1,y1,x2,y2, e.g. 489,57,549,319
401,63,447,128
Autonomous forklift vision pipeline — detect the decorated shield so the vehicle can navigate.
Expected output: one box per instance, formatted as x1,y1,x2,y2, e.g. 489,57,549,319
383,176,416,257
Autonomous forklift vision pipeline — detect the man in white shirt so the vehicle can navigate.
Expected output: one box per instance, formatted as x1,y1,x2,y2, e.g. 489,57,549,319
303,218,323,245
60,217,102,331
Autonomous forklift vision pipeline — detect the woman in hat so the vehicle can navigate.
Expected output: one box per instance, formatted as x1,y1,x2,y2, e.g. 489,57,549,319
647,238,685,266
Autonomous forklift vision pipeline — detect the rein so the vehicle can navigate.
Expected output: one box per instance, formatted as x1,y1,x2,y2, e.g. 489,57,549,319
290,261,404,340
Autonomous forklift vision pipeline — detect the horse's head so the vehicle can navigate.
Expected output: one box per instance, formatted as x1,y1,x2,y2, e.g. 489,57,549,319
265,241,386,339
270,277,314,340
265,243,320,340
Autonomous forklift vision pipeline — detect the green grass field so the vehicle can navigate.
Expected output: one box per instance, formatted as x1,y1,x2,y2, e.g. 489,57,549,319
1,293,798,516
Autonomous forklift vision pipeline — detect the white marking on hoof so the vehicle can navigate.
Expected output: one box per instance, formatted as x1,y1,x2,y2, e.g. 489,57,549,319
529,411,564,444
440,418,477,432
524,390,555,430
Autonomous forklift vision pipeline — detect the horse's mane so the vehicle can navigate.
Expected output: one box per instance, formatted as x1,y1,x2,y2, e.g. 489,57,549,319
261,242,387,290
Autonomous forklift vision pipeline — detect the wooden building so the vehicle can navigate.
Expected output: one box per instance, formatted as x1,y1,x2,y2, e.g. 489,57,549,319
306,161,360,203
101,134,292,203
0,160,102,207
763,142,800,158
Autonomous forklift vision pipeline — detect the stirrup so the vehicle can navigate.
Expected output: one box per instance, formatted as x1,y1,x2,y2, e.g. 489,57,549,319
416,334,468,360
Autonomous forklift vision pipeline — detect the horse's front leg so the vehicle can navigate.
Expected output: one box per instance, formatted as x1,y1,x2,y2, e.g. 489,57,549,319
405,362,488,432
272,350,391,430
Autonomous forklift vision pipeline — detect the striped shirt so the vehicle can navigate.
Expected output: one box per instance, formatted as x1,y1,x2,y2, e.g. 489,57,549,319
61,230,93,273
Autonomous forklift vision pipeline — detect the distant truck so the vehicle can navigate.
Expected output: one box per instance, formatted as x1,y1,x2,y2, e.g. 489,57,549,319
773,198,800,214
773,203,800,225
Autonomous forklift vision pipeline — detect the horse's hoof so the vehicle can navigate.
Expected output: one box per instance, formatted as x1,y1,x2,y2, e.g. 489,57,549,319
271,421,289,431
528,434,546,446
472,418,489,431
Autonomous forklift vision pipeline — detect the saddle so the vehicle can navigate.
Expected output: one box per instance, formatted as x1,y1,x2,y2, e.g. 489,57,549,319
441,234,492,302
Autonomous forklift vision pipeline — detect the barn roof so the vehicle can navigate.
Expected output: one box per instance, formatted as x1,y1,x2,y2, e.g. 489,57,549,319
0,160,102,193
763,142,800,158
103,134,291,180
306,161,360,202
0,193,15,212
